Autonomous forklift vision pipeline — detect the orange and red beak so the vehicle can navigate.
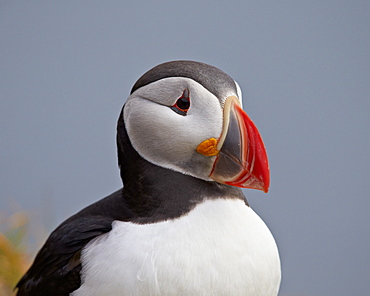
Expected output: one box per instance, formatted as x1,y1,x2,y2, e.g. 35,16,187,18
196,96,270,193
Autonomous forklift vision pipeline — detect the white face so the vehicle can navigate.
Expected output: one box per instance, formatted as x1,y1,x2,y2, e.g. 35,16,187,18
124,77,239,181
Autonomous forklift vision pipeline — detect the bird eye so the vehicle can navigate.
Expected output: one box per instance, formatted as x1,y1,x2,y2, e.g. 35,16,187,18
176,97,190,110
170,89,190,116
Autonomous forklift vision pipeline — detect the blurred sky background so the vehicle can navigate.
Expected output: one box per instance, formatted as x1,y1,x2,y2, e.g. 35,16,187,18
1,1,369,295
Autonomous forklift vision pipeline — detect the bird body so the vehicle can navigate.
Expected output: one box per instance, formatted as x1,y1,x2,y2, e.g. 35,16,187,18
72,198,280,296
16,61,281,296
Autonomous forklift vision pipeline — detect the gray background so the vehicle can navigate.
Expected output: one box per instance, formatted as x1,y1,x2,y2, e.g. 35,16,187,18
1,1,369,295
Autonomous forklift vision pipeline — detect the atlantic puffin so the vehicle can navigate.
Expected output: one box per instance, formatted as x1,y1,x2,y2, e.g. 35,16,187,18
16,61,281,296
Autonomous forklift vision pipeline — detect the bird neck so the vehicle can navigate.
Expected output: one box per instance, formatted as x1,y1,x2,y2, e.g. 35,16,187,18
116,108,246,223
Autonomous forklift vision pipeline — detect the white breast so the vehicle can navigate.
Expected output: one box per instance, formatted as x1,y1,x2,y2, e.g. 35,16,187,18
71,199,281,296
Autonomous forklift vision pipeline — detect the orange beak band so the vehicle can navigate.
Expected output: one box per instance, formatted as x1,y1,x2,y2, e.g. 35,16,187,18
196,138,219,156
197,96,270,193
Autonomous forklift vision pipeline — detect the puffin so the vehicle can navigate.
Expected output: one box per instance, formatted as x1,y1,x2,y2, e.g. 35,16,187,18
16,60,281,296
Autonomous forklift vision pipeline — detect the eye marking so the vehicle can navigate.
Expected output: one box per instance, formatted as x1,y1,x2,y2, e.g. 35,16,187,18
170,89,190,116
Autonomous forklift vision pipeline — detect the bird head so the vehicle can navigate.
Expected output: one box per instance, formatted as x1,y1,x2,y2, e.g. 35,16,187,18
120,61,269,193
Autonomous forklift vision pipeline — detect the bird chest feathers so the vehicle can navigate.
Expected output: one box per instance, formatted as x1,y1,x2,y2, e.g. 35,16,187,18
72,199,280,296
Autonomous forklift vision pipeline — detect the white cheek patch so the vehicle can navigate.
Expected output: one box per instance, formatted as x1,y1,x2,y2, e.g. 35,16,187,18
125,99,191,158
124,78,225,181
